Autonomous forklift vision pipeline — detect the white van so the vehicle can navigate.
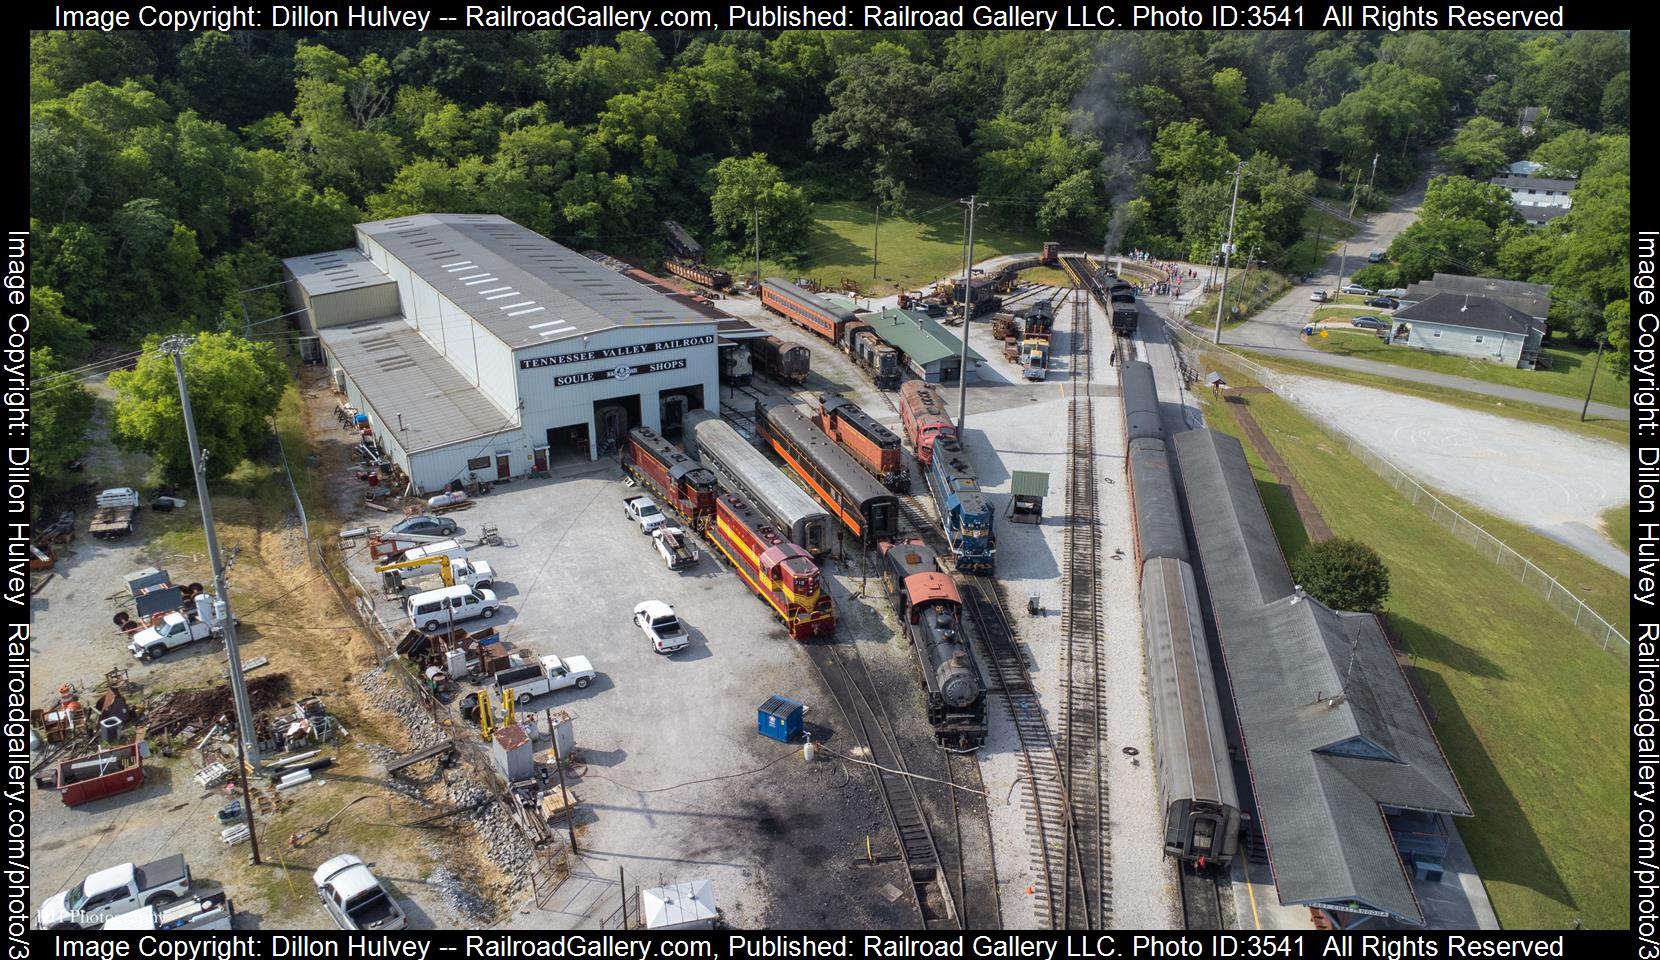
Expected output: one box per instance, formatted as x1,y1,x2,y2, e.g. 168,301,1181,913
400,539,469,565
406,584,500,632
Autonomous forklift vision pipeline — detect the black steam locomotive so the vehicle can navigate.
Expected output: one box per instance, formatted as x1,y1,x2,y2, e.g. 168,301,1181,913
880,539,987,751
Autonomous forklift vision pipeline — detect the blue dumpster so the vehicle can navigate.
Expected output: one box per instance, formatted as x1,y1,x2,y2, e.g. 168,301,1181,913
757,696,804,743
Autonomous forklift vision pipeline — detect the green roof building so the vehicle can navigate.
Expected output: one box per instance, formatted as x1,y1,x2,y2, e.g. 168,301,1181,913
863,308,985,384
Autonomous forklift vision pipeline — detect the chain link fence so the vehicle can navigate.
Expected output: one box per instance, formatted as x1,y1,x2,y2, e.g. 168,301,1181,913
1166,323,1629,659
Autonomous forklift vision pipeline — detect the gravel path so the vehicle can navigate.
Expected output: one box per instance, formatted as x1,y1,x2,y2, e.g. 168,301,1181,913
1278,375,1630,572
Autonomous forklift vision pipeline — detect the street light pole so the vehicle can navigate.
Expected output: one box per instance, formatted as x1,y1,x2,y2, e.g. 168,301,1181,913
1580,335,1606,421
957,195,985,426
873,202,880,280
1212,163,1244,345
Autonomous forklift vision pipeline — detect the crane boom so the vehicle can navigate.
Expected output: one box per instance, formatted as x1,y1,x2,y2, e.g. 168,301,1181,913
373,553,454,587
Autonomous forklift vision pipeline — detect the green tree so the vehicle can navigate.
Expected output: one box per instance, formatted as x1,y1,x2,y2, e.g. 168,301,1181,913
1387,218,1499,284
1530,128,1599,179
30,347,96,481
1604,299,1630,379
1290,537,1391,613
30,286,92,362
1419,176,1517,231
707,154,812,257
1246,95,1316,166
811,42,958,206
109,333,289,484
1438,117,1516,177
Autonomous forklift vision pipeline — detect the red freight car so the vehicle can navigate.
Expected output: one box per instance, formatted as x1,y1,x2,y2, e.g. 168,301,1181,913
815,394,910,492
707,492,835,639
761,278,855,344
625,427,719,527
664,257,733,290
897,381,958,466
51,742,145,806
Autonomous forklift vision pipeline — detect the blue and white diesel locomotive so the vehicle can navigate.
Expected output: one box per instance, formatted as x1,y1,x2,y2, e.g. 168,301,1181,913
924,436,996,574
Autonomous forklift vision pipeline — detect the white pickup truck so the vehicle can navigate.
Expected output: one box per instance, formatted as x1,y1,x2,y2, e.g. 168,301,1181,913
103,890,234,931
624,496,671,535
128,611,217,661
652,527,699,570
493,655,596,704
39,855,192,929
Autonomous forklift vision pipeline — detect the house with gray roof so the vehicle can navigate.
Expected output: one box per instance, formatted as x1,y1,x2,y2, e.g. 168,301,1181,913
1173,429,1472,928
1393,293,1546,369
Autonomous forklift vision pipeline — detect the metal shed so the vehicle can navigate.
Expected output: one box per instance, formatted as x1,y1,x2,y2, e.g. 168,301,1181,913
1008,470,1048,524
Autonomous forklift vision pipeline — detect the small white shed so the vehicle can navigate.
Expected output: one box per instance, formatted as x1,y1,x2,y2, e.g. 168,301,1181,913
640,879,719,930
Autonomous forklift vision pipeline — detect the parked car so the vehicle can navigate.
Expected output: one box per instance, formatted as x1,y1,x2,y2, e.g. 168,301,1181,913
314,855,406,931
1367,250,1386,263
1309,290,1329,303
1350,316,1387,330
128,611,218,661
624,496,670,534
634,600,691,654
1341,283,1374,296
1377,287,1408,299
405,584,500,632
103,891,234,932
39,856,192,929
493,655,596,703
1364,297,1400,309
388,515,458,539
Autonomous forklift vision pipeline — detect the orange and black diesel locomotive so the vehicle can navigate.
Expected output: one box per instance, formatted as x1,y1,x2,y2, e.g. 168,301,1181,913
815,394,910,492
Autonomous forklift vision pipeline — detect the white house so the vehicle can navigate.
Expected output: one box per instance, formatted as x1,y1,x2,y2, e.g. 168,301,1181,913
1394,293,1545,370
1489,175,1576,212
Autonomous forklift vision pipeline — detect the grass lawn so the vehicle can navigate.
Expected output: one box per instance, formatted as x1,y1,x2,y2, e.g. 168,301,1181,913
1306,328,1629,407
1185,269,1292,329
1602,503,1632,553
1284,205,1362,275
1019,265,1075,287
714,191,1047,296
1311,305,1388,326
1237,350,1630,446
1199,360,1630,929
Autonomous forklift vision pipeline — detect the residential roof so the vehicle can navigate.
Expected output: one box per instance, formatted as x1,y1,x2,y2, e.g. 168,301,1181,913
1520,205,1570,225
321,317,517,455
1404,273,1550,322
863,308,985,366
1173,429,1471,927
1506,160,1544,176
1010,470,1049,499
1519,106,1542,123
282,248,396,298
1395,293,1540,336
355,214,711,351
1488,176,1576,192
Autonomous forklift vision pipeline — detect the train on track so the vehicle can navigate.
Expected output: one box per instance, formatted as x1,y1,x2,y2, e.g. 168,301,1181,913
749,336,811,385
880,539,988,751
1062,255,1140,337
840,320,901,389
706,491,835,640
1017,298,1056,381
762,278,857,344
896,381,957,467
755,399,899,547
664,256,732,290
815,394,910,492
924,436,996,574
623,427,719,527
1122,360,1241,868
683,410,832,557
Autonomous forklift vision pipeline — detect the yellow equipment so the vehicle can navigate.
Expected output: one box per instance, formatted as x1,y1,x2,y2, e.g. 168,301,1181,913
502,687,516,726
373,553,455,589
479,693,494,742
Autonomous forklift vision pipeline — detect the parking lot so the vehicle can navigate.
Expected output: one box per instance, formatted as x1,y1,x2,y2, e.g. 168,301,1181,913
341,461,918,928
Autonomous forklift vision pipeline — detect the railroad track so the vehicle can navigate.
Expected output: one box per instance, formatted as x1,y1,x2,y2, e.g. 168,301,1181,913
1059,284,1112,929
1179,865,1224,929
806,637,961,930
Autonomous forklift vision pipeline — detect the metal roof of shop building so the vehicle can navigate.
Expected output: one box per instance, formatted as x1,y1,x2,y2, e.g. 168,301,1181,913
864,308,985,366
1173,429,1471,927
321,317,516,454
355,214,713,351
283,248,396,298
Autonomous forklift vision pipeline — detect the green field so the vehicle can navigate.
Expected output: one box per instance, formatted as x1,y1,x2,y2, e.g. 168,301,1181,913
1184,269,1292,329
1238,350,1630,445
1283,205,1363,275
1199,361,1630,929
1020,266,1075,288
715,193,1047,296
1602,504,1632,553
1306,328,1629,407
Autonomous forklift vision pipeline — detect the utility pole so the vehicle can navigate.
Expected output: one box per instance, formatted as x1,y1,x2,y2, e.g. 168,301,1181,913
161,335,261,864
1212,163,1244,345
872,202,880,280
957,195,986,426
1336,243,1349,299
1580,335,1606,421
1310,224,1322,276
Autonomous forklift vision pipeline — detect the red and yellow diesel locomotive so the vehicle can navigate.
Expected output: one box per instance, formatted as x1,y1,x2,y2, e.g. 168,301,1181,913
707,492,835,639
624,427,719,526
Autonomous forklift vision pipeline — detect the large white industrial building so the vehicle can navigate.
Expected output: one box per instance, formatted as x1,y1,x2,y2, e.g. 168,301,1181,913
283,214,720,493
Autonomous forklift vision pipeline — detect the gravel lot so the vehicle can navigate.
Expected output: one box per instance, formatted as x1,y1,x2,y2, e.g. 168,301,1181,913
1277,375,1630,572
